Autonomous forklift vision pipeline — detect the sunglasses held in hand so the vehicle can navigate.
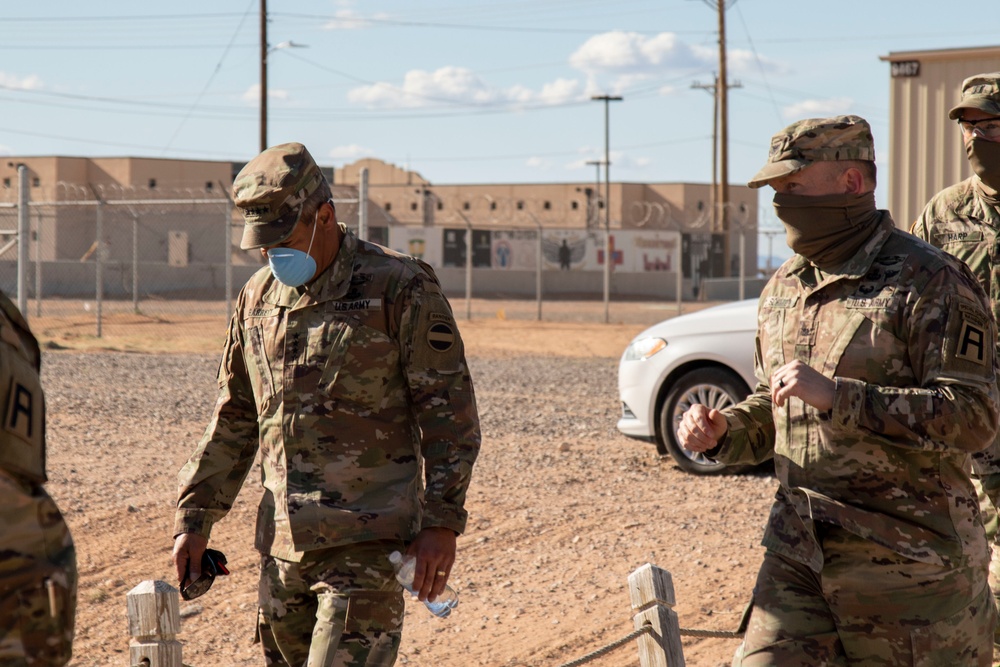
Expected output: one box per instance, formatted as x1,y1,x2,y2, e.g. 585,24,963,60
181,548,230,601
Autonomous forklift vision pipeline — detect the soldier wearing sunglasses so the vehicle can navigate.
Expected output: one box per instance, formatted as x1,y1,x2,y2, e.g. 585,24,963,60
911,72,1000,661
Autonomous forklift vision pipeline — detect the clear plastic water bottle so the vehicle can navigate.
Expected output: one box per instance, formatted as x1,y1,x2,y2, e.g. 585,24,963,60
388,551,459,618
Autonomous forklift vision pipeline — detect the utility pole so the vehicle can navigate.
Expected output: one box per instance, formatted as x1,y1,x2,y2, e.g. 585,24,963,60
591,95,623,324
585,159,604,229
259,0,267,153
716,0,733,274
692,73,742,234
691,77,719,231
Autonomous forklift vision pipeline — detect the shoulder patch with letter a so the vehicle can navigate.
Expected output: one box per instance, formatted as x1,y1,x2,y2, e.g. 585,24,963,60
955,302,988,366
943,295,993,378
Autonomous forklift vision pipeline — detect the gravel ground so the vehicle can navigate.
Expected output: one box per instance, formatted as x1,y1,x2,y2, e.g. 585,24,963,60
41,331,776,667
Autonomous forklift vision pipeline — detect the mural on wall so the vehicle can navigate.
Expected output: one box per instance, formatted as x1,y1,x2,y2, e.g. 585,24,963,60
442,228,492,268
491,230,539,270
629,232,679,272
387,226,443,267
541,231,589,270
384,226,685,274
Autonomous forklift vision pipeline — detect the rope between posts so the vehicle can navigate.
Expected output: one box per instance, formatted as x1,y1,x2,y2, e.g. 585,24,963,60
553,625,653,667
550,622,744,667
680,626,744,639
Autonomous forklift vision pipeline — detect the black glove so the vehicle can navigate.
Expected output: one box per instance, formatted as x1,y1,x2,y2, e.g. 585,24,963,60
181,548,230,601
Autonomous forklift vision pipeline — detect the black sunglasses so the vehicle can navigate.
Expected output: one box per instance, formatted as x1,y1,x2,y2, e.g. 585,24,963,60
181,549,230,601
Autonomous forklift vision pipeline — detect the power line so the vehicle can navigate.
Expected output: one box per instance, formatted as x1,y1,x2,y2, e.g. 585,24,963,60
733,3,781,125
161,0,256,155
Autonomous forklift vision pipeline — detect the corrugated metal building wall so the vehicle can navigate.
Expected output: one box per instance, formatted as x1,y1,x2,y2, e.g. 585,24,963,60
880,46,1000,228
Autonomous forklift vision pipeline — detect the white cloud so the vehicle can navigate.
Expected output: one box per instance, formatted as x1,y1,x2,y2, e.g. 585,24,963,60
0,144,12,156
347,67,583,110
570,32,704,74
536,78,581,105
241,84,289,105
0,72,43,90
328,144,374,161
569,31,784,93
782,97,854,120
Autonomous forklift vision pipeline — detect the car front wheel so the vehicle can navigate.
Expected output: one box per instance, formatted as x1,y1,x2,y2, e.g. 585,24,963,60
658,367,750,475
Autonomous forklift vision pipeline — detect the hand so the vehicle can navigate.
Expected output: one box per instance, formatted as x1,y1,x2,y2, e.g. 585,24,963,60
677,404,728,453
406,527,457,602
771,360,835,411
172,533,208,588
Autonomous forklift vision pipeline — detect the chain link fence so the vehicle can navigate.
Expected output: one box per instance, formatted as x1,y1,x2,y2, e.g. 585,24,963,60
1,179,761,348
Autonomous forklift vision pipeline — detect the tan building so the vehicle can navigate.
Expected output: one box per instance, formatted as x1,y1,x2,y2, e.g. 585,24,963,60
336,157,757,238
0,154,759,300
880,45,1000,227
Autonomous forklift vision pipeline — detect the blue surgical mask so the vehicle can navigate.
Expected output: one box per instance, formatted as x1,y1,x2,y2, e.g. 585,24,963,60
267,218,318,287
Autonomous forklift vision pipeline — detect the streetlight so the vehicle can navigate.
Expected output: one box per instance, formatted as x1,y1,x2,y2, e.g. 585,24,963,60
591,94,622,324
259,0,307,152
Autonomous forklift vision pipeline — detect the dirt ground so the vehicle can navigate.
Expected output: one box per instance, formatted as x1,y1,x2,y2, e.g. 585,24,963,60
33,298,774,667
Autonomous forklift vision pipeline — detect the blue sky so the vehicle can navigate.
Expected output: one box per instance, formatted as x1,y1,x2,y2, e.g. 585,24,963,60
2,1,998,264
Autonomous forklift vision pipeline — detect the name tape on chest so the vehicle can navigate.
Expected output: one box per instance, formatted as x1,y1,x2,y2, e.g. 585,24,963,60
933,230,984,244
332,298,382,313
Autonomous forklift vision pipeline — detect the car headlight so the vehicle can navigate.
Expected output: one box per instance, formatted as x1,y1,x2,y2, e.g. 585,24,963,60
623,337,667,361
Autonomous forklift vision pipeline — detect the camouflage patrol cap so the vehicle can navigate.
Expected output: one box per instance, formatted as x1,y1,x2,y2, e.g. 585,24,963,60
747,114,875,189
234,142,326,250
948,72,1000,120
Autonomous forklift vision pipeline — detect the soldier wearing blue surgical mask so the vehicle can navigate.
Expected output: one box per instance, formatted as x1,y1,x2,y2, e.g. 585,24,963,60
172,142,481,667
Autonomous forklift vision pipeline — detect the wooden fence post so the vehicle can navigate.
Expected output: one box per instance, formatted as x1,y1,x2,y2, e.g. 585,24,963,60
126,580,183,667
629,563,685,667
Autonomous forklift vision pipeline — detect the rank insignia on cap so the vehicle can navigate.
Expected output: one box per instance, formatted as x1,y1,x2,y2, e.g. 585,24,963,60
427,322,455,352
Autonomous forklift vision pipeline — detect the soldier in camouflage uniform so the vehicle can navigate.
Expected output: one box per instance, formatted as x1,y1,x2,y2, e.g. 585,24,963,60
678,115,999,665
0,291,77,665
172,143,481,667
910,72,1000,659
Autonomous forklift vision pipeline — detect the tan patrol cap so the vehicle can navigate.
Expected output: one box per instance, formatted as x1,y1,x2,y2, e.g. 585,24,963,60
948,72,1000,120
747,114,875,189
233,142,326,250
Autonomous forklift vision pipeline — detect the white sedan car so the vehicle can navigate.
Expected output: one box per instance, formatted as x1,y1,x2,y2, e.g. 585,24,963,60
617,299,759,474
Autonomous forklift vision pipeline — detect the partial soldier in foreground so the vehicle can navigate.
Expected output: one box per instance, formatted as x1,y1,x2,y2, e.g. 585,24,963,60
678,115,999,665
0,291,77,665
910,71,1000,657
172,143,481,666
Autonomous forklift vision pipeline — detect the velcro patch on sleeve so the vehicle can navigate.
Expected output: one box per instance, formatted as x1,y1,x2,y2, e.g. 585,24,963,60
411,292,463,373
944,295,993,374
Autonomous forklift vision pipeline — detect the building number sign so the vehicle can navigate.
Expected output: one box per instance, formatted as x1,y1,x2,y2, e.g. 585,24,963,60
891,61,920,78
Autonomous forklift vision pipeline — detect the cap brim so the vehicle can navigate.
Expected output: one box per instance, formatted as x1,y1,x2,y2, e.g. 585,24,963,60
239,206,301,250
948,99,1000,120
746,158,810,189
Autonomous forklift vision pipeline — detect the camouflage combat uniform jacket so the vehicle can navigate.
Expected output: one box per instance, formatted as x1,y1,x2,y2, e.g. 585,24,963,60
0,291,76,664
716,213,999,573
175,224,481,561
911,176,1000,478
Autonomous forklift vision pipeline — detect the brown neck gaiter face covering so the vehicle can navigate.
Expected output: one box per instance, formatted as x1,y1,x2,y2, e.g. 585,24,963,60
773,191,881,270
968,137,1000,196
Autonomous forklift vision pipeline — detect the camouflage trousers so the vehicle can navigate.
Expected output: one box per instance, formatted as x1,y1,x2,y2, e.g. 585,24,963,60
971,472,1000,666
256,541,406,667
733,526,994,667
0,475,77,666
